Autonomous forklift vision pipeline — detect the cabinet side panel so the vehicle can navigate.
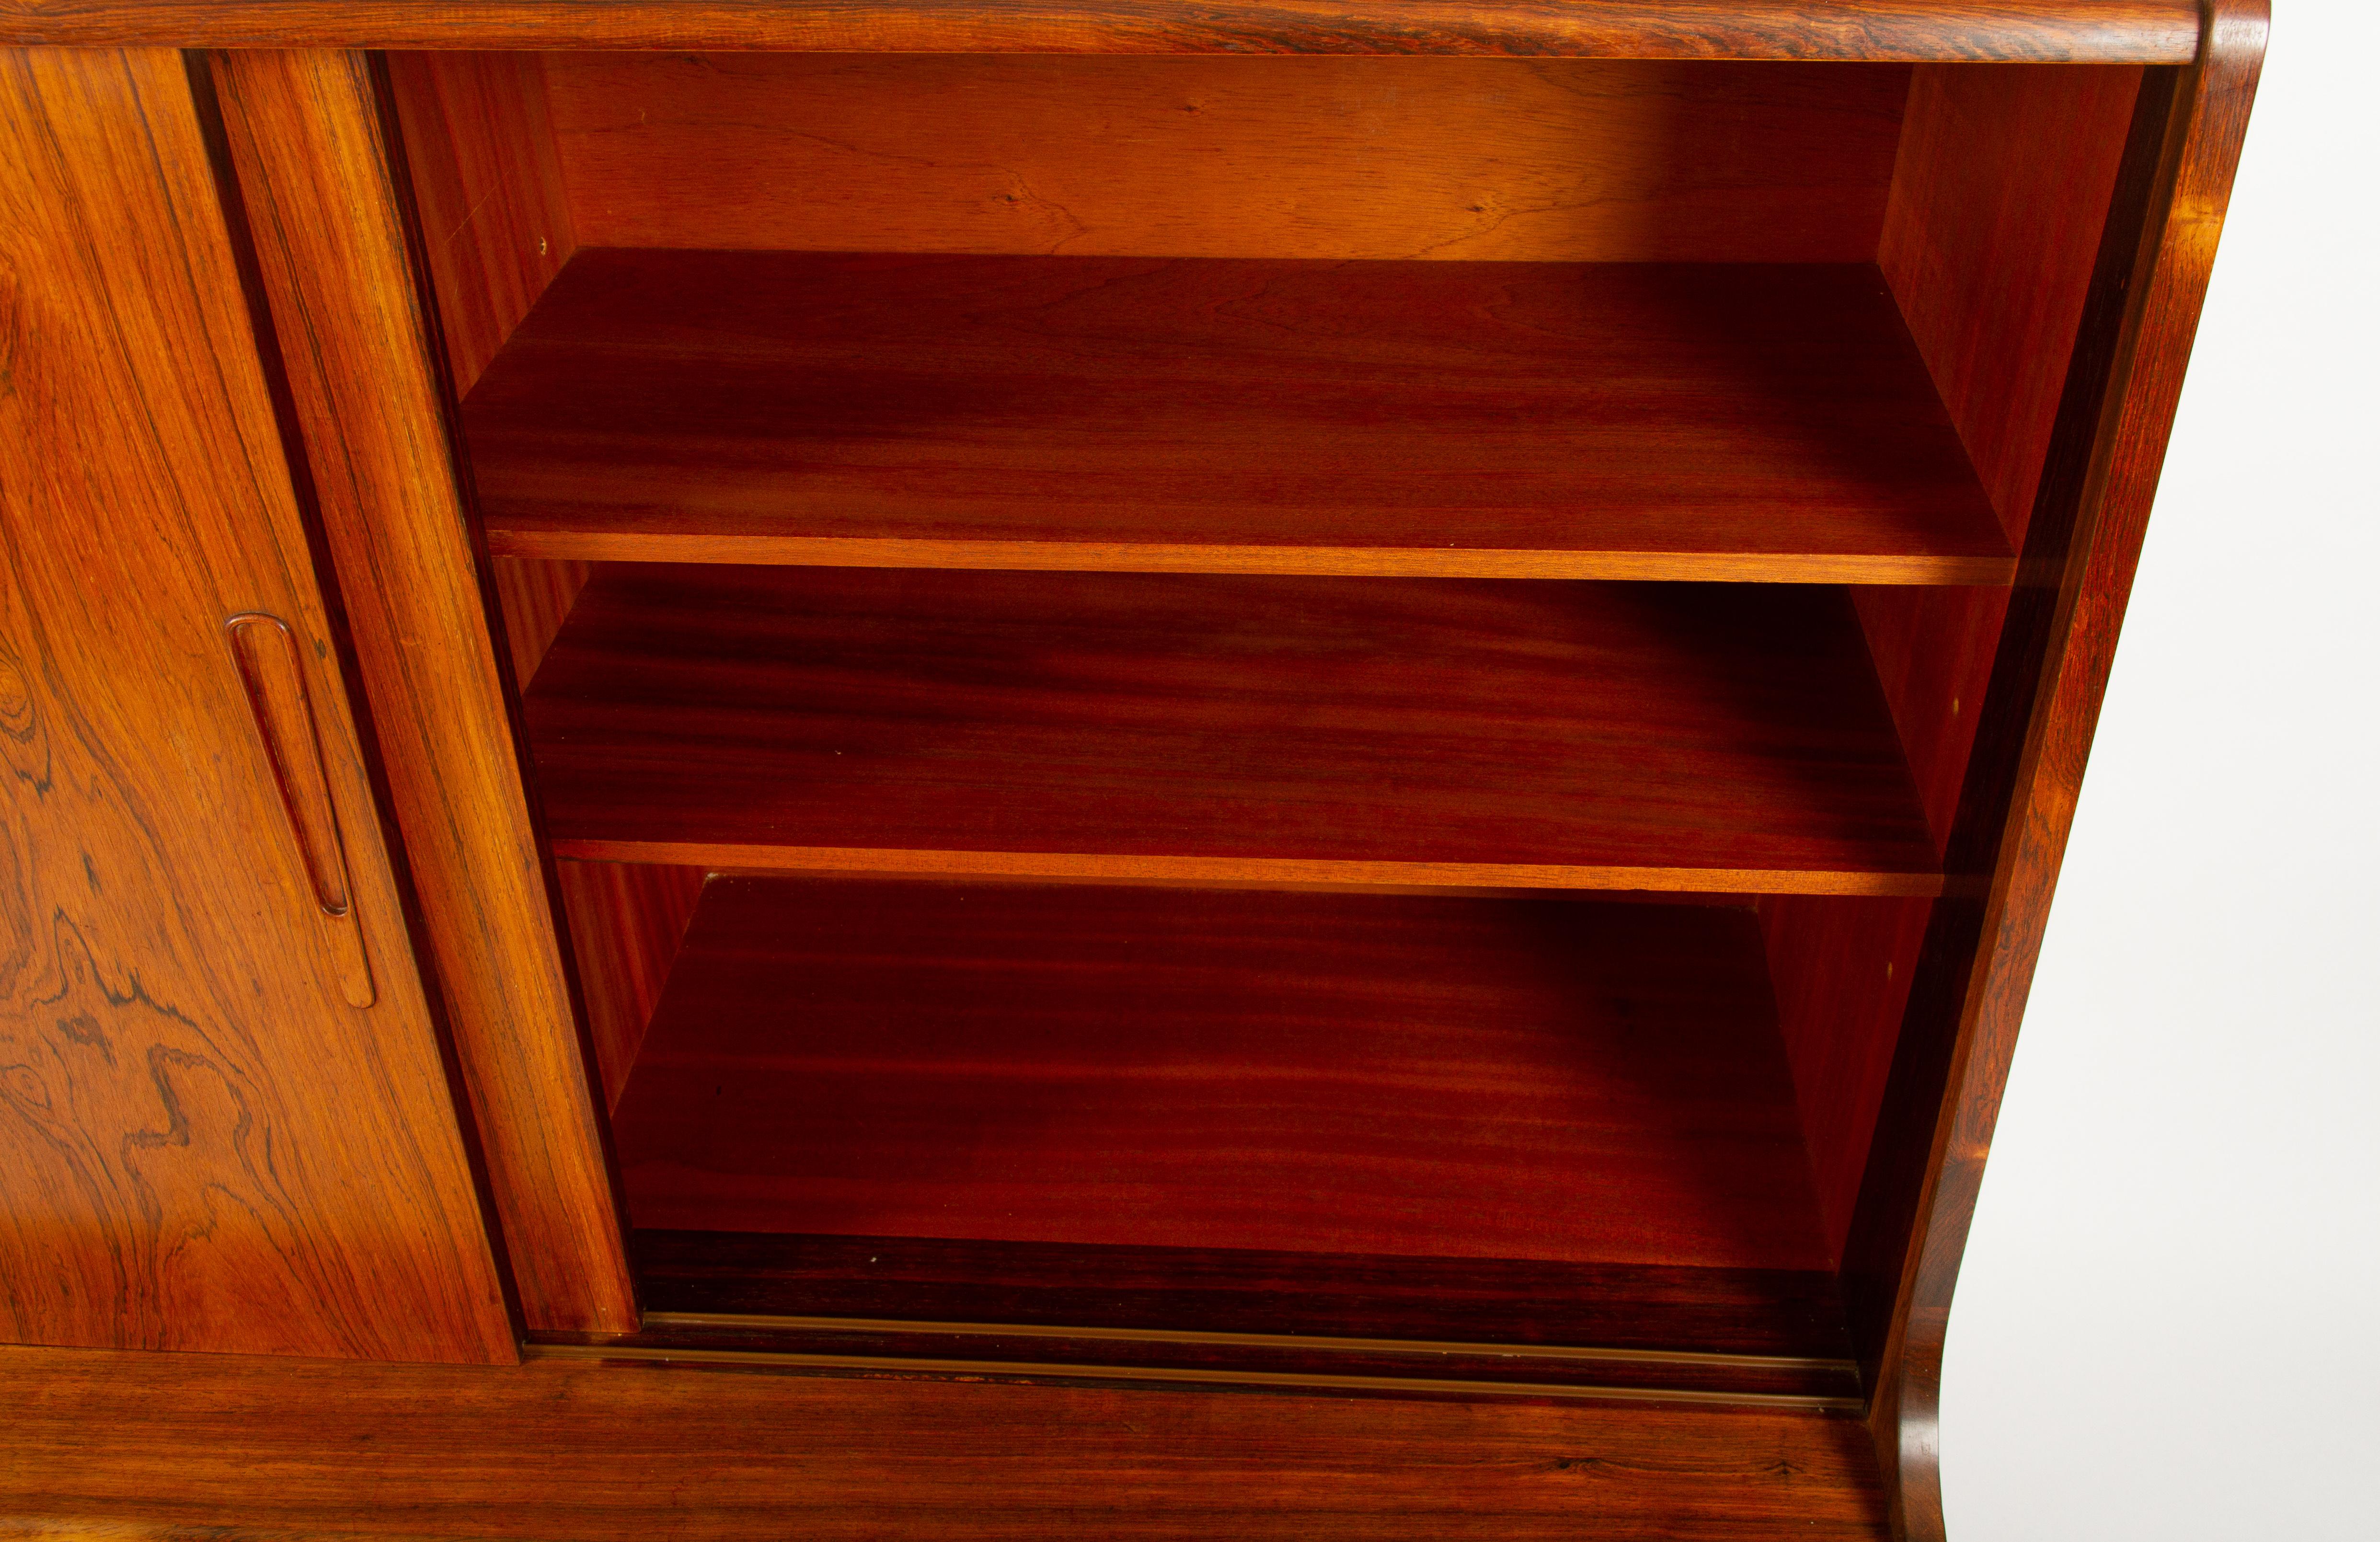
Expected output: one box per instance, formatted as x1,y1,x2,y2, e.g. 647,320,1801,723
1759,896,1930,1259
1882,63,2143,547
0,46,512,1361
1862,63,2140,849
547,55,1908,262
556,861,705,1110
208,48,637,1334
489,555,590,684
1851,8,2267,1533
382,50,575,397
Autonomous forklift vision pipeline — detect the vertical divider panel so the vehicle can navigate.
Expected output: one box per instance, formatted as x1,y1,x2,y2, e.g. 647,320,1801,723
209,48,638,1335
380,51,687,1129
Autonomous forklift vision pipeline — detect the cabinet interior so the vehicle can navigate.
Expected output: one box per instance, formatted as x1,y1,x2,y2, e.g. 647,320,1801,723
386,50,2143,1395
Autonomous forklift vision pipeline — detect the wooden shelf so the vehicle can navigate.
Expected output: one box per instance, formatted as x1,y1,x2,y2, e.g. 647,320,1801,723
466,251,2012,585
526,565,1940,893
610,880,1839,1326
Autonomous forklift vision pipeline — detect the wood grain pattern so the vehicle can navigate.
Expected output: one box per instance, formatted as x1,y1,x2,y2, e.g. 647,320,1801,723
1851,585,2008,849
0,1341,1891,1540
1758,895,1930,1257
635,1229,1853,1358
1845,11,2269,1535
552,860,704,1109
0,0,2202,62
527,568,1943,894
563,1316,1861,1407
484,554,587,684
547,55,1907,263
208,49,634,1334
1882,63,2145,548
0,46,511,1361
612,879,1834,1272
471,252,2011,586
381,50,572,398
1855,64,2143,850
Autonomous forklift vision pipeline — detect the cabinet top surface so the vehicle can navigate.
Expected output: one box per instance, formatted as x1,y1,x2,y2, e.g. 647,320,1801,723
0,0,2200,61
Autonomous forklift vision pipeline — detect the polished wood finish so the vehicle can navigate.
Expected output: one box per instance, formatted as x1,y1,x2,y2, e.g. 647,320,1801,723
635,1230,1850,1358
619,1227,1857,1404
0,1,2266,1529
0,0,2200,61
207,49,634,1334
1759,895,1930,1255
1844,9,2269,1536
529,569,1941,894
381,51,573,398
470,252,2011,586
613,880,1833,1270
381,53,591,684
553,861,705,1108
1755,64,2159,1263
0,1342,1891,1539
1852,586,2008,850
1883,63,2146,549
1858,63,2144,845
546,55,1907,263
484,554,588,684
566,1316,1860,1406
0,46,510,1361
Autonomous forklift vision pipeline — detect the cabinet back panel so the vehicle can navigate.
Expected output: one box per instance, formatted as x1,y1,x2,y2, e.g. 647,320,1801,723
543,54,1908,262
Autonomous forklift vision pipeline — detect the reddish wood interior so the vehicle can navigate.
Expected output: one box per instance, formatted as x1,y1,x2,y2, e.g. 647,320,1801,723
540,54,1912,263
467,251,2009,585
384,48,2140,1331
612,879,1831,1271
525,565,1939,892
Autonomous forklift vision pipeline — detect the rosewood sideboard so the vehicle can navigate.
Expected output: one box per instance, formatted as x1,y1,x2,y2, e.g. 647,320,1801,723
0,2,2264,1537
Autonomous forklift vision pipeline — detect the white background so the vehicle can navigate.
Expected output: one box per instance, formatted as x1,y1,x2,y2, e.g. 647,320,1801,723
1940,2,2380,1536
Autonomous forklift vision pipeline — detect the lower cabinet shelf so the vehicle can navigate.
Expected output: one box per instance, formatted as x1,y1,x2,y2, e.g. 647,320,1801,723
589,876,1857,1405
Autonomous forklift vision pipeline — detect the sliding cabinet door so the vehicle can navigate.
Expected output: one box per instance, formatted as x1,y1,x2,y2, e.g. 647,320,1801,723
0,46,514,1362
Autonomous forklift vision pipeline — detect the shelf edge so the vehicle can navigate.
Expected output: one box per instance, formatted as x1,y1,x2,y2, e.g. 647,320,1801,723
486,530,2020,587
551,839,1949,897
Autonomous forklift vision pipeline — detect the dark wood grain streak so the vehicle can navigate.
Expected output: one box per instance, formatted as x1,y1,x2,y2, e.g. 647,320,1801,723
613,880,1836,1271
0,0,2201,62
544,55,1909,264
207,48,635,1334
469,253,2012,586
0,1342,1891,1540
528,569,1943,894
1843,8,2268,1537
634,1229,1853,1358
0,46,512,1360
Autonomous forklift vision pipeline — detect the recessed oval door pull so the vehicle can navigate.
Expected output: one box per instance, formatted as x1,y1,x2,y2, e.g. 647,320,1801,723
226,612,375,1008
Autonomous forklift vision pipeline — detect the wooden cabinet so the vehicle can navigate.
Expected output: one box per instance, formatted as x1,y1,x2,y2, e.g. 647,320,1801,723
0,6,2265,1538
0,46,512,1364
